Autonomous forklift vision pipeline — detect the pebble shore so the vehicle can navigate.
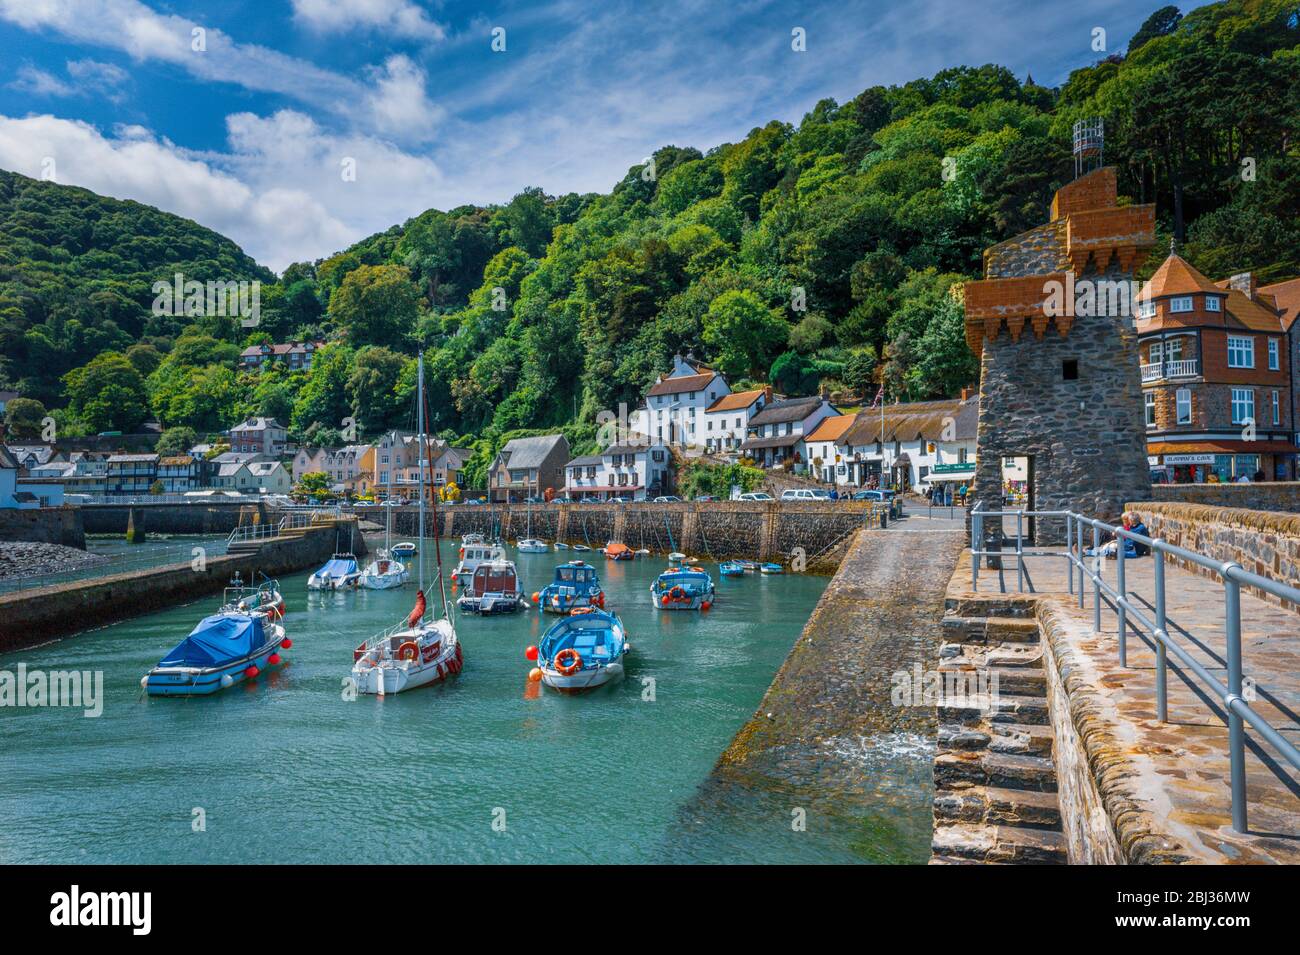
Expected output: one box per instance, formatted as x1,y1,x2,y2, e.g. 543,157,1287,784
0,542,107,581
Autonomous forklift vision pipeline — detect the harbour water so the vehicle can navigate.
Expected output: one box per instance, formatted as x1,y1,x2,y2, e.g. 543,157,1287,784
0,540,929,864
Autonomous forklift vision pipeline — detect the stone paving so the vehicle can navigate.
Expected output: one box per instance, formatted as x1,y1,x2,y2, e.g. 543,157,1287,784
955,546,1300,863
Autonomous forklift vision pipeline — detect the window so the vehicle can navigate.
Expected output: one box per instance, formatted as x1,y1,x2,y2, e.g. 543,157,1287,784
1231,388,1254,425
1137,300,1156,319
1268,338,1280,371
1176,388,1191,425
1165,337,1183,361
1062,359,1079,380
1273,390,1281,426
1170,296,1193,313
1003,456,1016,467
1144,391,1156,427
1205,295,1222,312
1227,336,1254,368
1148,341,1162,363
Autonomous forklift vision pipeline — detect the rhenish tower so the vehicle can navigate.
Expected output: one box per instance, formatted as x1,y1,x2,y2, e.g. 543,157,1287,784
963,130,1156,544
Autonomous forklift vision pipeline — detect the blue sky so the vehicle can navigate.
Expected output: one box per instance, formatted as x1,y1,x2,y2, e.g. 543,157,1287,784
0,0,1158,271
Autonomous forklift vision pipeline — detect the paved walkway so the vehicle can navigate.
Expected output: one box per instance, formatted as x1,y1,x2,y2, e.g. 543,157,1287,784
964,546,1300,862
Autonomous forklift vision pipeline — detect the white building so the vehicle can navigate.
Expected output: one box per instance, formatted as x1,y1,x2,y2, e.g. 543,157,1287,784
738,395,839,468
644,355,730,450
562,442,672,501
827,395,979,491
703,387,773,453
246,461,292,495
801,414,860,483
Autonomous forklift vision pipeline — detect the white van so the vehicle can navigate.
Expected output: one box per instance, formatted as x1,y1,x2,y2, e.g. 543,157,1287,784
780,488,830,501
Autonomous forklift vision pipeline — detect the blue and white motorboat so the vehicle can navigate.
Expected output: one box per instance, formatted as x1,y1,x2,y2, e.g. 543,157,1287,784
650,566,715,610
760,562,784,575
533,560,605,614
719,560,746,578
534,609,628,693
391,542,418,560
308,553,361,590
143,577,288,696
457,559,525,614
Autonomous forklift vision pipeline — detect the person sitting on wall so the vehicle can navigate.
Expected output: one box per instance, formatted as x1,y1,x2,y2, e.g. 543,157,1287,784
1125,511,1151,557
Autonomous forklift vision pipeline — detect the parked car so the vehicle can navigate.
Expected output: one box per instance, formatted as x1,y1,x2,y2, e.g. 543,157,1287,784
652,495,681,503
737,492,773,501
693,494,716,502
610,496,632,504
851,489,895,502
780,488,831,501
465,498,484,506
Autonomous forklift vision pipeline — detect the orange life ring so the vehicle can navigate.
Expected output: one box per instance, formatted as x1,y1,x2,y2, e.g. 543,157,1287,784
668,585,687,601
554,648,582,676
570,607,596,616
397,641,419,661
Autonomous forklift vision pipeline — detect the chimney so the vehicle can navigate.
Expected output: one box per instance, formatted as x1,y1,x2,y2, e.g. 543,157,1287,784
1229,272,1257,299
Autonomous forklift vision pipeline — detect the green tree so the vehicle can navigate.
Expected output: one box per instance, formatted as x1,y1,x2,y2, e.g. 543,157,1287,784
347,346,413,433
702,290,788,379
155,425,197,456
328,264,420,350
3,397,48,438
63,352,149,433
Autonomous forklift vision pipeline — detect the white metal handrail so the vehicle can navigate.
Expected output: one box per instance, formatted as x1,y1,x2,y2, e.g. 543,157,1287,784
969,501,1300,834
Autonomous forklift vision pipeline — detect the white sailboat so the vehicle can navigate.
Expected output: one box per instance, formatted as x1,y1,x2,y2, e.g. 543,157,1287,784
517,496,547,552
350,355,462,695
360,486,409,590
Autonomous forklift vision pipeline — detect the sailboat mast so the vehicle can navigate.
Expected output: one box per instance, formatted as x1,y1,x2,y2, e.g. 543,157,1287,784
417,355,425,595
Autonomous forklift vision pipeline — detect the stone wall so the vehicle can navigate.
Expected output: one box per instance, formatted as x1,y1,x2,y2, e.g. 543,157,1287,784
81,501,269,535
0,521,353,651
1149,481,1300,514
1128,502,1300,611
390,501,879,568
0,506,84,548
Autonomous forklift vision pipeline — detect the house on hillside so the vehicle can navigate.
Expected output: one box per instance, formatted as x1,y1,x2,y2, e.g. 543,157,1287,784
1137,253,1296,482
703,387,773,453
489,434,570,501
158,455,202,492
291,446,329,484
228,417,288,457
738,395,838,468
239,341,326,372
1259,276,1300,478
644,354,731,450
106,453,159,496
563,442,671,501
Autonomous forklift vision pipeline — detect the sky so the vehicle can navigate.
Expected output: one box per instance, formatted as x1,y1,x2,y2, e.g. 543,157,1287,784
0,0,1159,273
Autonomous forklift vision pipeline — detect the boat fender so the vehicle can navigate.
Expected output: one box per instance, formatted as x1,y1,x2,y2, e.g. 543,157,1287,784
281,638,292,649
701,601,712,611
554,648,582,676
528,667,542,682
139,676,148,688
245,665,259,679
220,674,234,688
397,641,420,662
268,653,282,666
595,591,605,608
531,592,540,604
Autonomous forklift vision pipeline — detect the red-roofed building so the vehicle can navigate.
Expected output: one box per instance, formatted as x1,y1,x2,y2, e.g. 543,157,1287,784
643,354,731,451
1137,253,1296,481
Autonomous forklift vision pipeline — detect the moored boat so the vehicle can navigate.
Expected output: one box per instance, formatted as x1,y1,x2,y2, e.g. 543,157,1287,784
529,608,628,693
457,559,525,614
391,542,418,559
605,542,633,561
360,550,409,589
760,562,784,575
719,560,746,578
308,553,361,590
668,551,686,562
144,576,289,696
454,539,507,587
517,538,548,553
533,559,605,614
650,566,715,610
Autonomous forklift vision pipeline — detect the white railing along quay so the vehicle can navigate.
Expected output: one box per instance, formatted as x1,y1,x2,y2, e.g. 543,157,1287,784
969,502,1300,835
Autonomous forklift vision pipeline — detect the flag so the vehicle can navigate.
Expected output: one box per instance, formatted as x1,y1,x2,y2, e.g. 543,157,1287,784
869,384,885,409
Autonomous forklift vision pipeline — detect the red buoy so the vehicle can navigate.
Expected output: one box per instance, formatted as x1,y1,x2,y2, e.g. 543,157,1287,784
268,653,282,665
280,638,292,649
245,665,260,679
525,645,538,661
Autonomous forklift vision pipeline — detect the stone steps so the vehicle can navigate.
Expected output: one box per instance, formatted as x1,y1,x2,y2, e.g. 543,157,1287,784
930,609,1066,863
931,822,1068,865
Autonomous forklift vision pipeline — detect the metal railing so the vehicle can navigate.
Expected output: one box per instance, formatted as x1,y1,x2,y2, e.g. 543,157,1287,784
970,502,1300,834
227,518,286,546
1139,358,1200,382
0,537,230,595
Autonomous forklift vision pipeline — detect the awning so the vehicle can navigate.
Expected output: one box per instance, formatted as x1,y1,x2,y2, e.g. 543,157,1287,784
1148,440,1298,456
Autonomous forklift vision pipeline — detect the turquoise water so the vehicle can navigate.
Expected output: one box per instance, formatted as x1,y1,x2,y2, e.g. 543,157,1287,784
0,541,924,864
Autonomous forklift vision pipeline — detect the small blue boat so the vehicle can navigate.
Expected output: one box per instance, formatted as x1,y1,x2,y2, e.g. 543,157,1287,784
760,562,784,575
719,560,746,578
535,609,628,693
651,566,715,610
308,553,361,590
534,560,605,614
144,579,288,696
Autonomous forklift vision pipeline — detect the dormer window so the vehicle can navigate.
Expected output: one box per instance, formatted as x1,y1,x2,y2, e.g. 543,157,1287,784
1137,301,1156,319
1205,296,1222,312
1169,296,1193,313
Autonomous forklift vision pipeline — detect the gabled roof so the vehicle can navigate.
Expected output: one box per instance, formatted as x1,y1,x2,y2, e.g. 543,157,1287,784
839,397,978,446
804,413,858,443
1260,277,1300,332
108,453,159,463
496,434,569,469
647,372,715,397
747,395,829,427
1219,287,1285,333
567,455,603,468
1138,253,1222,301
230,416,284,433
0,446,18,469
158,456,194,467
706,388,768,413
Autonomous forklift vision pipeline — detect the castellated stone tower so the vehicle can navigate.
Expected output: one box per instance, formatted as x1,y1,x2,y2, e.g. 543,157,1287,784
963,167,1156,544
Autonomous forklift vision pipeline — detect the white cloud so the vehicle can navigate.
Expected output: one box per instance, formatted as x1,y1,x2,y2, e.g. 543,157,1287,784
0,0,437,141
290,0,445,40
9,65,74,98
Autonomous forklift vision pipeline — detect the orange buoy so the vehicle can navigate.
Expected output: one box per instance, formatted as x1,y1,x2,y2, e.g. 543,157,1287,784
527,667,543,682
397,641,419,661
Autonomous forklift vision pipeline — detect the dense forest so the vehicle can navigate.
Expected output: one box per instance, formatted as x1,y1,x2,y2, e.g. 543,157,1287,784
0,0,1296,486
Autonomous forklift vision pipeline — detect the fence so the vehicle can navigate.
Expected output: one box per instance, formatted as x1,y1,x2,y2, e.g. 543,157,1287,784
0,537,230,595
969,502,1300,834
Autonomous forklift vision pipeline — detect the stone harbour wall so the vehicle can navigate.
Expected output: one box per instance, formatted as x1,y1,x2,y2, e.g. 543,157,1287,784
1149,482,1300,514
0,506,84,548
81,501,270,535
390,501,882,569
0,521,355,652
1129,502,1300,611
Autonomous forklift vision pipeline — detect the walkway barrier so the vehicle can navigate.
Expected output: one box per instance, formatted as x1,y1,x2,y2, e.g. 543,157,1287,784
0,537,231,595
968,502,1300,834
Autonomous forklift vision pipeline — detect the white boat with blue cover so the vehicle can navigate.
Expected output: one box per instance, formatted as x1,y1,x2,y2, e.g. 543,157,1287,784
308,553,361,590
537,608,628,693
143,577,288,696
534,559,605,614
651,566,715,610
